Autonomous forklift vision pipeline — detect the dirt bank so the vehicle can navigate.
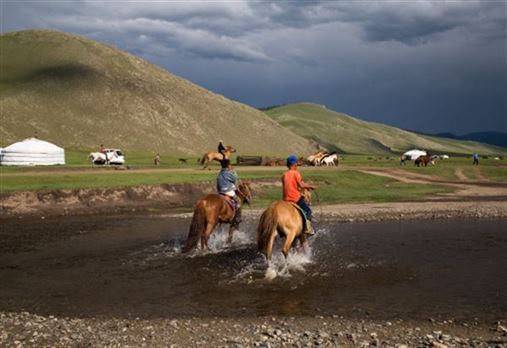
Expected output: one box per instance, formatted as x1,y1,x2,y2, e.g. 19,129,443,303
0,182,216,217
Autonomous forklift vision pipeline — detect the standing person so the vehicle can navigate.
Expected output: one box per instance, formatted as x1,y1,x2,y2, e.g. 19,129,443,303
218,140,226,160
154,153,161,166
473,153,479,165
282,155,318,235
216,159,242,228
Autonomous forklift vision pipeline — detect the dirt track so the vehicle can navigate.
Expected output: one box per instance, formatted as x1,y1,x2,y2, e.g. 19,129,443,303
358,167,507,201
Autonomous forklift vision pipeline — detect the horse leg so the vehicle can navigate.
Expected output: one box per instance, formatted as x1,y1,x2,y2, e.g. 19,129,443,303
201,221,217,250
265,229,278,261
282,232,297,259
296,235,308,253
227,224,236,245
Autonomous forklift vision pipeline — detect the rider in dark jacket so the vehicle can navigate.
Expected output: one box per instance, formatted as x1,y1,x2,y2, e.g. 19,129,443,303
218,140,226,159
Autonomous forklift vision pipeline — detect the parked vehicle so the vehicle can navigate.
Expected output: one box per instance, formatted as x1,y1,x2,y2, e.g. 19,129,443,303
89,149,125,165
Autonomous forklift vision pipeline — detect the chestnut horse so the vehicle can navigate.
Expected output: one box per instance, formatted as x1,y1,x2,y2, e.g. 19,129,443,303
257,188,313,261
182,182,252,253
200,146,236,169
414,155,434,167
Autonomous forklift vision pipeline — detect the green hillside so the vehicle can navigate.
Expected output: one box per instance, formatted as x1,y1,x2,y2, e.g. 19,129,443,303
0,30,313,155
264,103,506,155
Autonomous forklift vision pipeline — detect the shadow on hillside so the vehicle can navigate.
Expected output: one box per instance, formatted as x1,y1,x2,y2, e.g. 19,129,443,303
30,63,97,81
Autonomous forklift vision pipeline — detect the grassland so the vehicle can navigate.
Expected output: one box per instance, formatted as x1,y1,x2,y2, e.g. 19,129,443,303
4,148,506,207
0,165,454,206
264,103,507,156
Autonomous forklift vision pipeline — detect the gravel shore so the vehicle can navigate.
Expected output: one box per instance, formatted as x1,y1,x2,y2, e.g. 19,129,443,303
1,311,506,347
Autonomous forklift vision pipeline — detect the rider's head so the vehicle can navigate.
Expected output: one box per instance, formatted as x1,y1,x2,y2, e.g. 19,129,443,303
221,158,231,169
286,155,298,168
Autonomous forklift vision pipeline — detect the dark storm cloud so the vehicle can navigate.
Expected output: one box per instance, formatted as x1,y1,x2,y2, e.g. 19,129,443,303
1,0,506,133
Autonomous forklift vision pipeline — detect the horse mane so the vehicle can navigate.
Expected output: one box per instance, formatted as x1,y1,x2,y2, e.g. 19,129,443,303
257,205,277,257
182,200,206,253
237,181,252,203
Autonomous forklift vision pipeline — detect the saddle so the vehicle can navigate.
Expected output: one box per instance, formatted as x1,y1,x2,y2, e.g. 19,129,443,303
290,202,308,231
219,194,237,212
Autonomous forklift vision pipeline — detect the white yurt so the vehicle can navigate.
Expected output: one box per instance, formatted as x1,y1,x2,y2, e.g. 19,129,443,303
0,138,65,166
402,149,427,160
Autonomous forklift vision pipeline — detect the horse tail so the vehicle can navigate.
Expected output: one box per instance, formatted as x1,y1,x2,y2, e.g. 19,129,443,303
200,154,207,165
257,205,278,259
182,202,206,253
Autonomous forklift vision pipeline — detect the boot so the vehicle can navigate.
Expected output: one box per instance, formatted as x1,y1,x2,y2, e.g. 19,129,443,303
304,220,315,235
231,207,242,228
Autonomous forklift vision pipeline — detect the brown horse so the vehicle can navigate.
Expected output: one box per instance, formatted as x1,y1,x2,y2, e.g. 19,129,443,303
415,155,434,167
182,182,253,253
257,188,313,261
200,146,236,169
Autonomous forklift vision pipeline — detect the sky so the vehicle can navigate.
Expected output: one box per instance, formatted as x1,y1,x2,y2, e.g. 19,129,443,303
2,0,506,134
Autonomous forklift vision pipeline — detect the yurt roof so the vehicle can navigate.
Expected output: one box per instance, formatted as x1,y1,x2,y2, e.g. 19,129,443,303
403,149,426,156
3,138,64,154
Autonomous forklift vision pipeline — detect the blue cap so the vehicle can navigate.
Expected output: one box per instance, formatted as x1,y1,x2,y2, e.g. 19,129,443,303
287,155,298,166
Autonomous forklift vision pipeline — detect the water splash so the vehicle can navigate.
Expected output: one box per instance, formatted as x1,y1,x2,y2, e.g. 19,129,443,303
206,225,255,251
264,246,313,280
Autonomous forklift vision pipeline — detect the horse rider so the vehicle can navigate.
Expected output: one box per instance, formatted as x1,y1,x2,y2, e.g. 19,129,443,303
99,144,108,165
282,155,318,235
218,140,226,160
216,159,242,228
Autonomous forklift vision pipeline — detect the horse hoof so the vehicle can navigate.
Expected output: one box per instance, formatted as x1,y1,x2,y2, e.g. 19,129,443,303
265,268,277,281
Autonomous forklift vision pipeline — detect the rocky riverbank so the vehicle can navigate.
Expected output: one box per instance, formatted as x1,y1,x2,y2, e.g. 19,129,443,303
1,311,506,347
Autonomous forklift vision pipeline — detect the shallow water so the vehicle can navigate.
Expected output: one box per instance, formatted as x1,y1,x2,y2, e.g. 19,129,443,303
0,215,506,321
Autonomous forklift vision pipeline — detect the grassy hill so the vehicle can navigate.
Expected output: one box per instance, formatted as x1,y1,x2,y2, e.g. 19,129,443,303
264,103,506,155
0,30,313,155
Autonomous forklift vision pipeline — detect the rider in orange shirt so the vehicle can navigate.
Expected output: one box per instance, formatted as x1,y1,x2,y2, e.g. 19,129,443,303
282,155,318,235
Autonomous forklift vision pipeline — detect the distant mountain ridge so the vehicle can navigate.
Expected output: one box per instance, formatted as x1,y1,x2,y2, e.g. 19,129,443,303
434,132,507,148
0,29,313,155
263,103,506,155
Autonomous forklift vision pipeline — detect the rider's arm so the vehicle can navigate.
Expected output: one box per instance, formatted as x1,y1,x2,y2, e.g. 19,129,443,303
297,173,318,190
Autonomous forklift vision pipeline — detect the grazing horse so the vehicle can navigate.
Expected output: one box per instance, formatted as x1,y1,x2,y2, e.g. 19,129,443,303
182,182,252,253
414,155,434,167
257,188,313,261
200,146,236,170
320,153,338,166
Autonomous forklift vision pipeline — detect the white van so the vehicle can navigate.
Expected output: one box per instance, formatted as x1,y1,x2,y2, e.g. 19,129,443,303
105,149,125,165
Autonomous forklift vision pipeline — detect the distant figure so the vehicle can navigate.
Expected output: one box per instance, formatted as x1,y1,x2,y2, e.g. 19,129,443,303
218,140,226,159
154,153,161,166
473,153,479,165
